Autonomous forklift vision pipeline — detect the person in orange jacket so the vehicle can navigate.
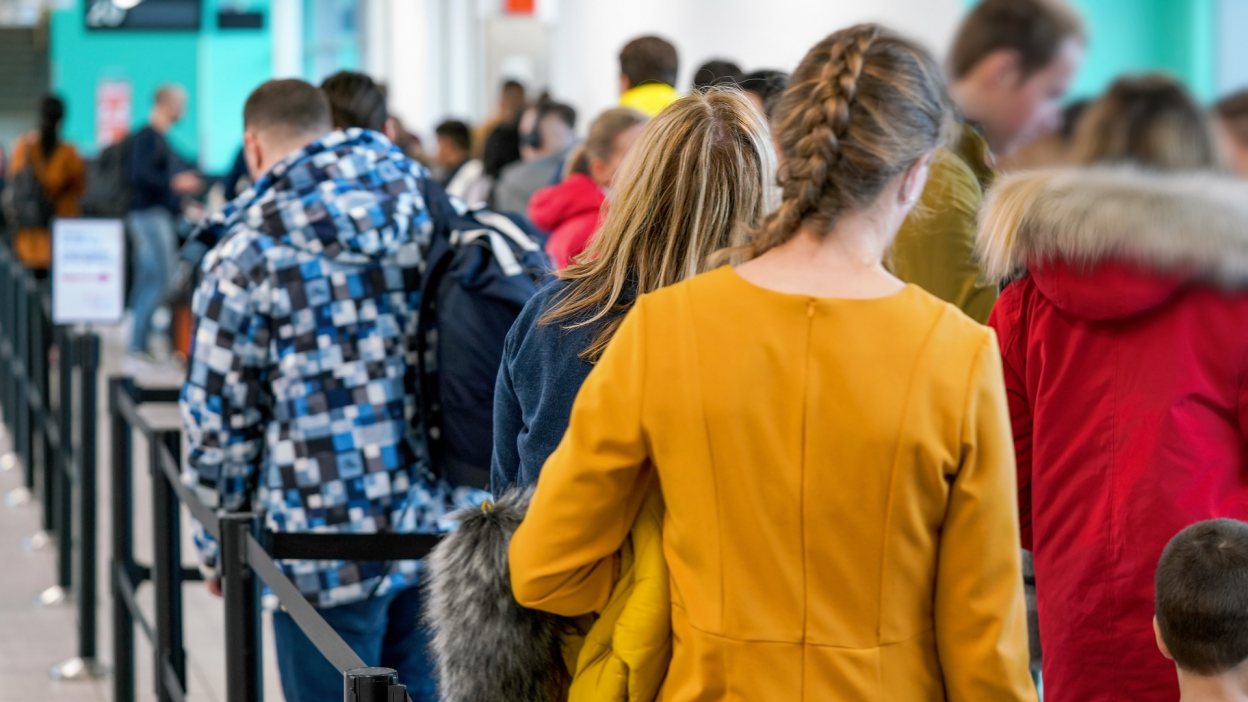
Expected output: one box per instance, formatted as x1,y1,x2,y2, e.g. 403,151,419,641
7,95,85,271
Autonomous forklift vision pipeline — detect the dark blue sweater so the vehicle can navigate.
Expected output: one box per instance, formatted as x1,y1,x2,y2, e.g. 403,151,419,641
491,279,602,492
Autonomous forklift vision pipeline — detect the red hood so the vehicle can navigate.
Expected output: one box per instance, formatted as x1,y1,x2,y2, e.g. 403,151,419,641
528,173,605,233
1030,258,1187,321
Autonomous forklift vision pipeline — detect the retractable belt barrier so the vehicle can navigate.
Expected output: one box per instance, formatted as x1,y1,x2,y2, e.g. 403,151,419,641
110,377,441,702
0,244,107,680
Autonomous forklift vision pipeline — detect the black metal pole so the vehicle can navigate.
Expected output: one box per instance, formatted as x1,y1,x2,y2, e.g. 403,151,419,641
111,377,135,702
75,333,99,660
55,328,73,590
0,255,12,436
151,429,186,702
221,513,263,702
344,668,398,702
15,267,31,490
35,284,52,533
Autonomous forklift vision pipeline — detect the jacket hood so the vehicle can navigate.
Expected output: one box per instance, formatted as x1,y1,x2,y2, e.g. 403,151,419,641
977,168,1248,319
527,173,605,232
189,129,432,265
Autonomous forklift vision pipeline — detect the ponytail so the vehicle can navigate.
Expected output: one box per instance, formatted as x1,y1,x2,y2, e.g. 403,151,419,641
38,95,65,161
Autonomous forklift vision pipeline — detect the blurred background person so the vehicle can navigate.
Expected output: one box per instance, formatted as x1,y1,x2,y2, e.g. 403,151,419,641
528,107,647,269
5,95,84,273
126,83,204,364
618,35,681,117
1215,90,1248,177
692,58,744,90
434,119,489,205
321,70,391,136
740,69,790,118
997,98,1091,172
979,74,1237,702
493,100,576,214
482,80,528,179
889,0,1084,324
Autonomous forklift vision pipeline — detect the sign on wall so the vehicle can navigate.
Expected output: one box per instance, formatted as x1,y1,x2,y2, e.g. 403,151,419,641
52,219,125,326
85,0,202,30
95,79,131,149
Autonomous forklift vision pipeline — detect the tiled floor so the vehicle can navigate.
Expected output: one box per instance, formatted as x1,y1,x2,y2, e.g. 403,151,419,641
0,322,284,702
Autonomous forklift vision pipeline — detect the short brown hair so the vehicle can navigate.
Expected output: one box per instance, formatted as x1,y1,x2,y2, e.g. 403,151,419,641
320,71,387,132
949,0,1084,80
1156,519,1248,676
1216,90,1248,146
758,25,952,257
244,79,332,138
1071,74,1218,171
619,36,679,89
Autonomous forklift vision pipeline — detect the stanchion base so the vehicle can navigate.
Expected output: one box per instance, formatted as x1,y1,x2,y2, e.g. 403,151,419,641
21,530,51,551
48,657,109,681
0,453,18,472
34,585,68,608
4,486,31,508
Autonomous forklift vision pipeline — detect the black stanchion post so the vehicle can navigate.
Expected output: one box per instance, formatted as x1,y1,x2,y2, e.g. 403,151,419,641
221,513,263,702
152,429,186,702
110,377,136,702
15,268,30,491
344,668,400,702
55,327,73,591
50,333,106,680
35,284,53,534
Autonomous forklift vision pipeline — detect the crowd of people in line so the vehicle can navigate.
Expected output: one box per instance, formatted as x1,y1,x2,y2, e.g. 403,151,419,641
7,0,1248,700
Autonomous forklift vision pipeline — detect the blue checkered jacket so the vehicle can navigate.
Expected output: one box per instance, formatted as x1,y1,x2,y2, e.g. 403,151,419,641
180,129,486,608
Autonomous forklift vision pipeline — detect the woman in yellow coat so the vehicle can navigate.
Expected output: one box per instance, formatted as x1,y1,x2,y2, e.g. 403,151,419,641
510,25,1036,702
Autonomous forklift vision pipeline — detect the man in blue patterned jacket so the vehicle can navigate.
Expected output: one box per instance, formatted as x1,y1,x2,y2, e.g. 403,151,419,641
180,79,483,702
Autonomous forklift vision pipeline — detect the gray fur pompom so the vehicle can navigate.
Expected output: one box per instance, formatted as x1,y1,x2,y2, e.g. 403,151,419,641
423,488,567,702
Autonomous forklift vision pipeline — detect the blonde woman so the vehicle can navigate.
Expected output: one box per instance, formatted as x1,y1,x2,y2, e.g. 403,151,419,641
509,25,1036,700
490,89,773,491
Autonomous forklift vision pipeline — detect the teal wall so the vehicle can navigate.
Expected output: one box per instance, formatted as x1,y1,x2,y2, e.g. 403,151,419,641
962,0,1218,102
50,0,272,173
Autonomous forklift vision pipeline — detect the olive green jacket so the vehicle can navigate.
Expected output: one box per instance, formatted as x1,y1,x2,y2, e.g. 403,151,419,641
889,123,997,323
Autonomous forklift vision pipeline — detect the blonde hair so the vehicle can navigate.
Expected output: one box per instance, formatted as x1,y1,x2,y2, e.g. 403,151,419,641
542,89,775,362
1070,74,1219,171
755,24,952,257
565,107,649,179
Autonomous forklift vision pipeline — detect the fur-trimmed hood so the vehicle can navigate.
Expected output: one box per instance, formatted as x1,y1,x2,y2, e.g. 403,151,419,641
976,168,1248,319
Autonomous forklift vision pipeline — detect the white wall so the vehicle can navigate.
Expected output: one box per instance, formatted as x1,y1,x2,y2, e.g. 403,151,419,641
547,0,965,130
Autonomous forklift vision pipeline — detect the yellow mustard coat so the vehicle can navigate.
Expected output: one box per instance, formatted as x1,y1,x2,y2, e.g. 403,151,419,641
511,266,1037,702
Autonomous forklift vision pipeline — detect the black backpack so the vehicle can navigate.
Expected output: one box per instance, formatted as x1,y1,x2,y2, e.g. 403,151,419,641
81,137,132,218
3,153,55,229
416,179,551,489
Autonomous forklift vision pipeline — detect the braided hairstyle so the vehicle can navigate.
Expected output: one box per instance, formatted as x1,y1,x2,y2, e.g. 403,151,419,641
756,24,952,256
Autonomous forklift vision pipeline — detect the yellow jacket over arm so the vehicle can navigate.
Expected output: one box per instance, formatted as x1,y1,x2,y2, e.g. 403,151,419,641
510,266,1037,702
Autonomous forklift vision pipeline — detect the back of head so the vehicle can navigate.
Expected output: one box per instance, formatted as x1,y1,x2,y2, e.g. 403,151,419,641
693,59,744,91
1216,90,1248,147
567,107,648,177
38,94,65,157
244,79,333,142
620,36,679,89
1156,519,1248,676
501,80,527,119
545,89,774,361
320,71,387,132
949,0,1085,81
436,120,473,155
759,24,952,256
1071,74,1218,171
525,100,577,155
741,70,790,104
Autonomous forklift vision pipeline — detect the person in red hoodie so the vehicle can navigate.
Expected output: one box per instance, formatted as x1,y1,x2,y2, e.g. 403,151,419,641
529,108,647,268
977,75,1248,702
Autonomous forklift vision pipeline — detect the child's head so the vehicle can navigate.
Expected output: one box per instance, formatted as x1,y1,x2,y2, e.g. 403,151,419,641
1215,91,1248,177
1155,519,1248,677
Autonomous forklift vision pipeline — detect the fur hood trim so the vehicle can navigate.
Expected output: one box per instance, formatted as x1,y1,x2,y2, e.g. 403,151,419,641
976,168,1248,285
423,488,569,702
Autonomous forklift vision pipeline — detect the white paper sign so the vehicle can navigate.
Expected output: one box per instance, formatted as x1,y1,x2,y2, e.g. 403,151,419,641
52,218,125,325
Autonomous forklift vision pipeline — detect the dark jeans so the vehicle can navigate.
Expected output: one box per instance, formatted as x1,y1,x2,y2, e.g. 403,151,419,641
124,207,176,352
272,585,437,702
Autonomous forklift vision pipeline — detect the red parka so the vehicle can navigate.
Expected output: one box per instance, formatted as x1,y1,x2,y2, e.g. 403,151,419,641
980,169,1248,702
528,173,605,269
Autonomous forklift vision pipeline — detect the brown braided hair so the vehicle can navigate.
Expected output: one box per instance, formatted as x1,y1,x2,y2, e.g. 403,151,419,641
754,24,952,257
